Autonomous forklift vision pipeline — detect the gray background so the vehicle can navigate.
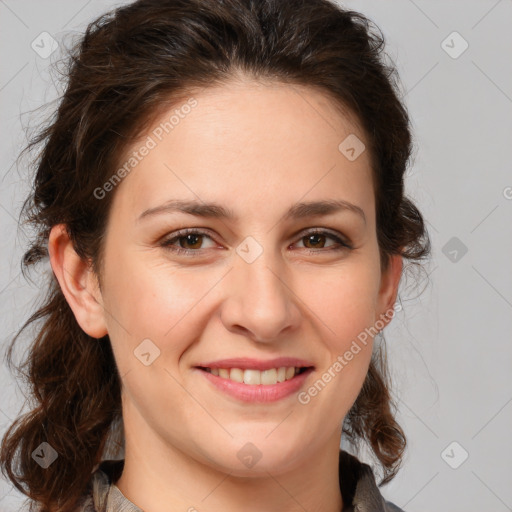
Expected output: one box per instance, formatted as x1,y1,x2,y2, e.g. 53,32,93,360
1,1,511,511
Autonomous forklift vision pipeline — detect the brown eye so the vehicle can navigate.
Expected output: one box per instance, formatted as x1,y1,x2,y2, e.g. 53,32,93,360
302,233,328,249
160,229,217,255
178,233,204,250
295,230,351,252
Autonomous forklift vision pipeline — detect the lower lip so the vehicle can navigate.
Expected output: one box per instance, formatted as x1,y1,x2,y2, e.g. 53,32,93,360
195,367,314,403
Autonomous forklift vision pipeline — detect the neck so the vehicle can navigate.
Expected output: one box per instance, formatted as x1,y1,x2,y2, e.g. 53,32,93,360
115,404,343,512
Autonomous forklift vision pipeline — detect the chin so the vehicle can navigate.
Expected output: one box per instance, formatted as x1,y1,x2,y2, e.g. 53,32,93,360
199,438,303,477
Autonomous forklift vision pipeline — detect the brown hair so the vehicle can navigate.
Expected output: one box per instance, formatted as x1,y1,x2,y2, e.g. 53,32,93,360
1,0,431,510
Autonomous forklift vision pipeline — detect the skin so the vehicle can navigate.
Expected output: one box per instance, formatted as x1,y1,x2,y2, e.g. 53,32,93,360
49,77,402,512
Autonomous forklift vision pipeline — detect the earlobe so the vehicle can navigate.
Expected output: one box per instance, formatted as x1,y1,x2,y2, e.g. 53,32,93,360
48,224,108,339
376,253,403,329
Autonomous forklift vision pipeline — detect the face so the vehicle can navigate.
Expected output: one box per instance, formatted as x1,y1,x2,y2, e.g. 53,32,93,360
79,79,401,475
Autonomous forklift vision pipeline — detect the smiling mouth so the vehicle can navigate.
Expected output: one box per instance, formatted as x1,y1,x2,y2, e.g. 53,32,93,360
196,366,312,386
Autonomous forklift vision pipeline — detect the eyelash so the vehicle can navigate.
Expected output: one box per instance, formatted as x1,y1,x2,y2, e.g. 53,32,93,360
159,228,353,257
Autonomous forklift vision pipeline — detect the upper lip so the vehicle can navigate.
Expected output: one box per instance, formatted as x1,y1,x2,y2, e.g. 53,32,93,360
195,357,315,371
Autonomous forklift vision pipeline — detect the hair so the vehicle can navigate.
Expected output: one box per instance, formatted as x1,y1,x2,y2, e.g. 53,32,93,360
1,0,431,510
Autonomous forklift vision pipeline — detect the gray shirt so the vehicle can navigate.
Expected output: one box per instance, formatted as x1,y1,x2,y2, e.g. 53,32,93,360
75,450,405,512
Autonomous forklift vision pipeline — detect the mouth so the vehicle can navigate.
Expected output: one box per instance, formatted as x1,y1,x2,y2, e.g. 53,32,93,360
195,364,315,402
195,366,313,386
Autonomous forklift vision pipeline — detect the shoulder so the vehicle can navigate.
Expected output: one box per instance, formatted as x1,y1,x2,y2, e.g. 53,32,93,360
339,450,405,512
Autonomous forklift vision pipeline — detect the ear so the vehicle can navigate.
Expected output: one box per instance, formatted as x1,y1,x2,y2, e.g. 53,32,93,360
48,224,108,339
375,253,403,330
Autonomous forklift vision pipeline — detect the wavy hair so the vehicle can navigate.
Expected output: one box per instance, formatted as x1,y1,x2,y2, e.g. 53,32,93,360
1,0,431,510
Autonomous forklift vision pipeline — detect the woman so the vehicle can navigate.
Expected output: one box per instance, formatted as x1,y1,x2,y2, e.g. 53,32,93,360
1,0,431,511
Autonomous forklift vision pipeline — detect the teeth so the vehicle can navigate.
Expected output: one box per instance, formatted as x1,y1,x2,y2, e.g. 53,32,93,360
206,366,303,385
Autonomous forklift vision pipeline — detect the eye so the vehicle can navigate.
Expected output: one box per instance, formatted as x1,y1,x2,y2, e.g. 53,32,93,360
160,229,218,256
160,228,352,257
293,229,352,253
159,227,352,257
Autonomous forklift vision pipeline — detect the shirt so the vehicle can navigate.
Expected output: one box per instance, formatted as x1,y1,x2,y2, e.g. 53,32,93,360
74,450,405,512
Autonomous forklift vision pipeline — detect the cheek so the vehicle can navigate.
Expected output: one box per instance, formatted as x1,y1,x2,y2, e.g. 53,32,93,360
300,260,381,348
296,260,380,401
101,252,217,361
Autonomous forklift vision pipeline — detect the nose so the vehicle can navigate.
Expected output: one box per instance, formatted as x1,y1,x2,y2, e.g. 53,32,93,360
219,248,302,343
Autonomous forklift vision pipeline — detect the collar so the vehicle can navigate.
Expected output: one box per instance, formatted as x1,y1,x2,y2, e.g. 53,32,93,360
78,450,403,512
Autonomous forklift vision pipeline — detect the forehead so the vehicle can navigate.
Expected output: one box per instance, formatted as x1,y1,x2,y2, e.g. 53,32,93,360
110,79,374,224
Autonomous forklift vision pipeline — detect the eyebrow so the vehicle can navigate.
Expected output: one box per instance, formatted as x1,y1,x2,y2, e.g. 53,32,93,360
137,198,366,225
